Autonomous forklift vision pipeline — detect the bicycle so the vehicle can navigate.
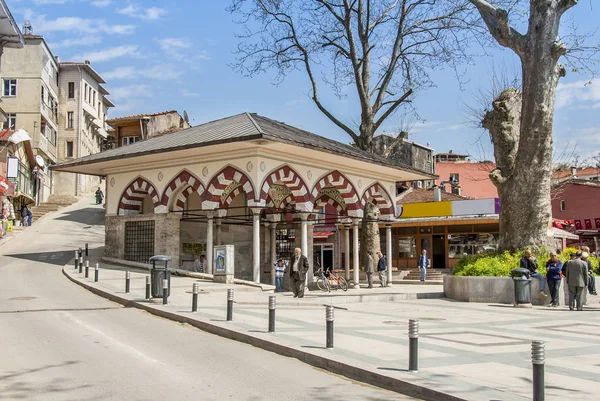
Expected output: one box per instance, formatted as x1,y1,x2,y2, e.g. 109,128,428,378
315,268,348,292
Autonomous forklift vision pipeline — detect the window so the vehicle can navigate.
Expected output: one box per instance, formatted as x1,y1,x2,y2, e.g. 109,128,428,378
66,141,74,157
450,173,460,183
84,83,88,101
121,136,139,146
398,237,416,258
3,79,17,96
68,82,75,99
41,85,45,102
67,111,74,129
45,125,57,146
560,200,566,211
89,87,92,103
448,233,499,258
3,113,16,130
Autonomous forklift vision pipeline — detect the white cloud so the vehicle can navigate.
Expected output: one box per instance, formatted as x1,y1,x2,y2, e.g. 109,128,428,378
555,79,600,109
27,11,135,35
117,5,166,20
74,45,139,62
111,84,152,101
156,38,192,51
180,89,200,97
91,0,112,7
50,36,102,49
103,64,182,80
154,37,211,68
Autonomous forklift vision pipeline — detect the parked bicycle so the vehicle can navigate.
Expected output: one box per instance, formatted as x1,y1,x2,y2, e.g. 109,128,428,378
315,267,348,292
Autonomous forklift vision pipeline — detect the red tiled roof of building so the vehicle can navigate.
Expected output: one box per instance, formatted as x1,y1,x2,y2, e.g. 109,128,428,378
106,110,178,123
435,161,498,199
553,167,600,180
397,187,471,204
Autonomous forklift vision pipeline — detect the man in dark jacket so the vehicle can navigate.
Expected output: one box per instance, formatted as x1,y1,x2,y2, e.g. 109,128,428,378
289,247,309,298
545,252,563,307
377,251,387,287
582,249,597,296
520,250,546,296
564,251,588,311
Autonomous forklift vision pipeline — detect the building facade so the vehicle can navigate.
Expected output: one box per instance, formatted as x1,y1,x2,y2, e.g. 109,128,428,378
106,110,189,148
54,61,113,196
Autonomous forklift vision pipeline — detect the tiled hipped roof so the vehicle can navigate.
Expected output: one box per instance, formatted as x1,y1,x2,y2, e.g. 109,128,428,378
398,187,471,204
106,110,178,123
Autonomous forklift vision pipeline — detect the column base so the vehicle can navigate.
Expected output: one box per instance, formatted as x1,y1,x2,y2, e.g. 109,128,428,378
386,282,393,287
351,282,361,289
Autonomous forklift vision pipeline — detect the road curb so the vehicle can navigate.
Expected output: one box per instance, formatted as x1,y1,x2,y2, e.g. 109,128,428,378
63,267,466,401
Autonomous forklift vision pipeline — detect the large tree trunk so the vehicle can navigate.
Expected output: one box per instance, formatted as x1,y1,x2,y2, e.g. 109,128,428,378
361,202,381,269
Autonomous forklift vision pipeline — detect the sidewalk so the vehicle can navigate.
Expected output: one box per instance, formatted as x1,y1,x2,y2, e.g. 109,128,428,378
63,257,600,401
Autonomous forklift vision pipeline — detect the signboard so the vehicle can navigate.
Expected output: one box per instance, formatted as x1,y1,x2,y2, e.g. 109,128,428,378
0,176,15,196
6,157,18,179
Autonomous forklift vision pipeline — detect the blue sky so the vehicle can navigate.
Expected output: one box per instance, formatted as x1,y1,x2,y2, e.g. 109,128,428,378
6,0,600,164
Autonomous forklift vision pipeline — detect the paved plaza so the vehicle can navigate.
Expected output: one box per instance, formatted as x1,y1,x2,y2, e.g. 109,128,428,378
65,254,600,401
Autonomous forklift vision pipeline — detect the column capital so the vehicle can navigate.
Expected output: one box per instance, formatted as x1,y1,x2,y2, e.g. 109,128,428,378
385,223,393,228
205,211,215,219
250,207,263,215
352,218,361,226
295,213,309,222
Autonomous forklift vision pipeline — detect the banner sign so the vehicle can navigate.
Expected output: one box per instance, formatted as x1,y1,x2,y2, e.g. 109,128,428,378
0,176,15,196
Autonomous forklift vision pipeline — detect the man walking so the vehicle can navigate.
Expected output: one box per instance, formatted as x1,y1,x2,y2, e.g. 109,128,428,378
520,250,546,296
377,251,387,287
366,251,374,288
289,248,309,298
418,250,429,281
545,252,562,307
563,251,588,311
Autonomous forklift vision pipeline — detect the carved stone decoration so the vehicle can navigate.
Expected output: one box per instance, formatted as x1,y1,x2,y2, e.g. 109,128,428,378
220,181,241,203
320,187,346,210
110,177,115,187
260,161,266,172
246,161,253,172
307,170,312,180
358,180,363,189
202,167,208,177
390,185,394,195
268,184,292,208
157,172,164,182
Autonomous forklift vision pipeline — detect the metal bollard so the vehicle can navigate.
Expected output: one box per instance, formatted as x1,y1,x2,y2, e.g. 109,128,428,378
85,243,88,257
145,276,151,300
78,247,82,258
94,263,99,282
532,340,545,401
268,295,276,333
162,279,168,305
192,283,199,312
227,289,234,321
408,319,419,372
74,251,78,270
78,256,83,274
125,271,130,293
85,260,89,278
326,305,334,348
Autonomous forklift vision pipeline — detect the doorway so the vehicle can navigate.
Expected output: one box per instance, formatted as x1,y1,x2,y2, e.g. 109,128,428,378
313,243,334,271
432,235,446,269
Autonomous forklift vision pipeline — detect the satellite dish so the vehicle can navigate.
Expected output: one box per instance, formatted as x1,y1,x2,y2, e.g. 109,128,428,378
35,155,45,169
183,110,189,124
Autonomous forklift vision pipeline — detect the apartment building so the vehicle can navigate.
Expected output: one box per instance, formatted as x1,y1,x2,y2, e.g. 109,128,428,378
54,61,114,196
0,34,60,203
106,110,190,148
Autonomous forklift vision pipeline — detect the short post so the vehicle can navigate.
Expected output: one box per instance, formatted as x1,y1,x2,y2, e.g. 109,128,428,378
162,279,168,305
85,260,89,278
226,289,234,321
74,251,78,270
145,276,151,300
408,319,419,372
326,305,334,348
532,340,545,401
268,295,276,333
78,247,82,258
85,243,89,257
125,271,130,293
78,256,83,274
94,263,99,282
192,283,199,312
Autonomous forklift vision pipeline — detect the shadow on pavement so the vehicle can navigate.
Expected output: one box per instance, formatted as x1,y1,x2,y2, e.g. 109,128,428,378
6,250,77,266
54,208,105,226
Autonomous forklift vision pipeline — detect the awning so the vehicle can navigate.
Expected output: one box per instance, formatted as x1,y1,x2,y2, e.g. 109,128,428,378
552,227,579,240
96,128,109,139
8,129,32,144
12,192,35,207
313,230,335,239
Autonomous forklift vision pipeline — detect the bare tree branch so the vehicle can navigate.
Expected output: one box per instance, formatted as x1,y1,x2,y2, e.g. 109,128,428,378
467,0,526,56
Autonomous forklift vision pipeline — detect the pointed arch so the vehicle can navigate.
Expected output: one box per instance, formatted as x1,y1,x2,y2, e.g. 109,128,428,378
160,169,205,212
203,165,256,210
260,164,312,211
360,182,395,220
311,170,361,217
118,176,161,216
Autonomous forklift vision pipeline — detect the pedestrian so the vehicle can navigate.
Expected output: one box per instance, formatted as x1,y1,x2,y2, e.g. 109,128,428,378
377,251,387,287
95,187,104,204
366,250,374,288
563,251,588,310
289,247,309,298
196,254,206,273
581,251,597,296
520,249,546,296
545,252,562,307
418,249,429,281
20,204,32,227
274,258,287,293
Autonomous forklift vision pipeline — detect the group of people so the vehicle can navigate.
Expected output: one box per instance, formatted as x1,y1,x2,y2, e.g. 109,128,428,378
365,250,388,288
520,247,597,310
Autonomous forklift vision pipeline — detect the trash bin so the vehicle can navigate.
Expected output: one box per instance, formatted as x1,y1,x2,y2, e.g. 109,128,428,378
511,267,532,307
150,255,172,298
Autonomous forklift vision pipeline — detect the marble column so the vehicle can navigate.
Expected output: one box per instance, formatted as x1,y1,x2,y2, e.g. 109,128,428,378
344,224,350,281
251,208,261,283
386,223,393,286
269,222,277,286
206,212,214,275
353,219,360,288
215,218,222,246
300,214,309,289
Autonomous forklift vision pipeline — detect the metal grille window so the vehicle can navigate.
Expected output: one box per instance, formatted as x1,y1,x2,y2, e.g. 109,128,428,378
276,228,295,262
124,220,155,263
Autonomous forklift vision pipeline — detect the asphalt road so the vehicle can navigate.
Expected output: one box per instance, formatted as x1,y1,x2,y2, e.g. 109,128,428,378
0,196,413,401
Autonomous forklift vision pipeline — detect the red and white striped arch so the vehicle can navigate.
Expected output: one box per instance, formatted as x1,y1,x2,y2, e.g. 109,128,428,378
311,170,361,217
313,194,344,214
118,176,161,216
160,170,205,212
360,182,395,221
260,165,312,212
202,166,256,210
